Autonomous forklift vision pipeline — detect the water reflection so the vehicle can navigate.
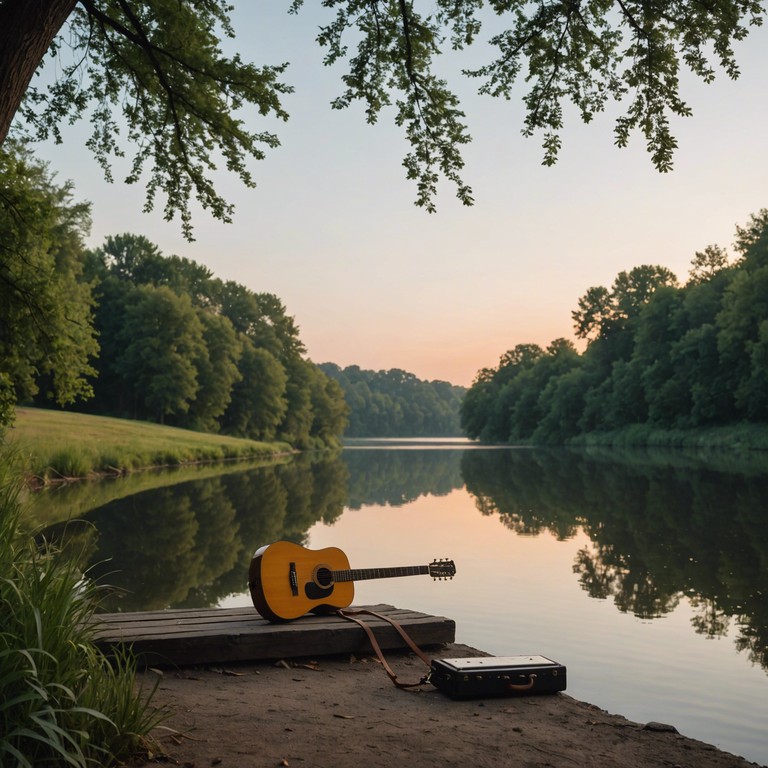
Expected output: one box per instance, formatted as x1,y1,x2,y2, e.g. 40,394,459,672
461,447,768,672
344,447,464,508
39,446,768,674
42,453,349,612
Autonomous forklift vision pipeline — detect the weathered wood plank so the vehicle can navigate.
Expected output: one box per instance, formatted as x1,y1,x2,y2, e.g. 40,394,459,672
92,604,455,668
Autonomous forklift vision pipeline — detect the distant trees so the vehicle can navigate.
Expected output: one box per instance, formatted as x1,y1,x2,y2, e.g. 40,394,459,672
71,233,348,447
319,365,465,437
461,340,581,443
461,210,768,443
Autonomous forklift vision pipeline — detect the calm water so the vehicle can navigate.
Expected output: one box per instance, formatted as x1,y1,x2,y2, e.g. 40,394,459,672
41,442,768,765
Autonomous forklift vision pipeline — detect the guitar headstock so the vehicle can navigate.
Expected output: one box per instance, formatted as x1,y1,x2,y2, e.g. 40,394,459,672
429,559,456,580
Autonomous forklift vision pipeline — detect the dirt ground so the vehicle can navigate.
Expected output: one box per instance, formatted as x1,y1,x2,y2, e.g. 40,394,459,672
132,643,763,768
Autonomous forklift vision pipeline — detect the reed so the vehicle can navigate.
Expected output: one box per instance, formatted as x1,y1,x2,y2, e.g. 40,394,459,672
0,455,167,766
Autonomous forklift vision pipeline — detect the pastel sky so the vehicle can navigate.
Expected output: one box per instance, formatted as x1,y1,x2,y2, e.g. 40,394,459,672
30,4,768,387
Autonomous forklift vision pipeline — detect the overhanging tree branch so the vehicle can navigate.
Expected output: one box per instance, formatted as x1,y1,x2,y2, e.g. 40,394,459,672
0,0,765,228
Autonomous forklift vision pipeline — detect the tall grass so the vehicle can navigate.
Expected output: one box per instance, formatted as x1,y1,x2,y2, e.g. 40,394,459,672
0,455,167,766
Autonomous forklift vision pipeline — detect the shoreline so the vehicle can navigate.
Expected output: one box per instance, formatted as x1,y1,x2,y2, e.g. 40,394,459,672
134,643,764,768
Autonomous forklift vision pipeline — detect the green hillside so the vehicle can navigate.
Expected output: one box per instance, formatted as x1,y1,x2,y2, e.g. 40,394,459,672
6,407,290,485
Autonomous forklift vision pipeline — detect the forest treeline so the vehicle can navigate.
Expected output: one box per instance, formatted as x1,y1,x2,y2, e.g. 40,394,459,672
461,209,768,445
79,235,351,447
0,142,347,447
319,364,466,437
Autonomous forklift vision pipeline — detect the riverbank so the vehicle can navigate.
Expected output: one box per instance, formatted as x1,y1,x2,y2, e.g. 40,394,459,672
568,422,768,451
5,407,292,486
134,643,764,768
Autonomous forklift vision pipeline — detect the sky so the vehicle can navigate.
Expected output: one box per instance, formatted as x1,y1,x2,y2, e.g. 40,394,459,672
30,4,768,388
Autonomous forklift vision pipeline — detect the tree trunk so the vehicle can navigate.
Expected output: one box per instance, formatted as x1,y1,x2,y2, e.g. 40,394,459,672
0,0,79,146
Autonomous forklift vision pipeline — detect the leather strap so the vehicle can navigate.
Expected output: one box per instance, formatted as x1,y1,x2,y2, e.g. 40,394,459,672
336,608,432,689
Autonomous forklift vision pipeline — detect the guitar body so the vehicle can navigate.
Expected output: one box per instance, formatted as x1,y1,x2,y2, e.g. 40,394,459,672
249,541,355,622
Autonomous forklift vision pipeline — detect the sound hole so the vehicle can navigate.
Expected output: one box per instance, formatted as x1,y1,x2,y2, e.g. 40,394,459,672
314,565,333,588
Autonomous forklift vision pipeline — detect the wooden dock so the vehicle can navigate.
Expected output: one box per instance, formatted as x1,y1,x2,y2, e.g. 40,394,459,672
92,604,455,668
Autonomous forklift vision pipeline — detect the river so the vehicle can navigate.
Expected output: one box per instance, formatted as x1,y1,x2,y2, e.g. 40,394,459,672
39,440,768,765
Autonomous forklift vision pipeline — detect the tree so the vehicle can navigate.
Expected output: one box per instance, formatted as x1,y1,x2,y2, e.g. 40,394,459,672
307,366,349,445
221,343,288,441
510,339,580,439
689,245,730,286
716,255,768,420
1,0,765,231
114,284,206,422
633,287,689,426
0,140,97,424
573,266,679,367
187,309,242,431
612,266,679,320
733,208,768,256
532,366,588,443
573,286,614,341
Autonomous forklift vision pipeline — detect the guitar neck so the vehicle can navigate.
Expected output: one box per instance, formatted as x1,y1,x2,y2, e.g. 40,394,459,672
333,565,430,583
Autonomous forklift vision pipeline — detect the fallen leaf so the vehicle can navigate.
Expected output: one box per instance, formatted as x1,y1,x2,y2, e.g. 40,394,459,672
274,660,291,669
333,714,355,719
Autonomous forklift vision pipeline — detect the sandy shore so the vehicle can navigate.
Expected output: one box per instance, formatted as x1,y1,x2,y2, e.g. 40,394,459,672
133,643,763,768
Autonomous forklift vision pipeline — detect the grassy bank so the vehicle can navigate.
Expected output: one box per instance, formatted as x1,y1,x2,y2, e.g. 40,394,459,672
21,454,293,529
567,422,768,450
5,407,293,485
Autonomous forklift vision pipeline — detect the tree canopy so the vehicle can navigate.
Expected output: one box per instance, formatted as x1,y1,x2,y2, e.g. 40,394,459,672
1,0,764,233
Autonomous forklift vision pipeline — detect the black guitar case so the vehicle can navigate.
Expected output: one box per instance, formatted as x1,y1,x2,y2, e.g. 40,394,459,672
429,655,567,699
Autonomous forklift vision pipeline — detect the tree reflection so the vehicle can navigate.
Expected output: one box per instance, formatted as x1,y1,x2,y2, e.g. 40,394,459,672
343,448,464,508
461,447,768,672
41,453,349,612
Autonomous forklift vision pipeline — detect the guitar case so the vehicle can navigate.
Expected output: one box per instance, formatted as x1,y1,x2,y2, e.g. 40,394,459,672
429,655,566,699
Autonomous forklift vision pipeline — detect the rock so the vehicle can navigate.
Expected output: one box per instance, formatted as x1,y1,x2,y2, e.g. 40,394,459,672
643,721,679,733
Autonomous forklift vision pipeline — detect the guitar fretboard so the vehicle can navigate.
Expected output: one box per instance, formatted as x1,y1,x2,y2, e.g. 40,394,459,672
332,565,430,583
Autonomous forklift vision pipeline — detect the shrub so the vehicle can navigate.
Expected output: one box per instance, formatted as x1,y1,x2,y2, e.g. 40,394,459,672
45,447,93,480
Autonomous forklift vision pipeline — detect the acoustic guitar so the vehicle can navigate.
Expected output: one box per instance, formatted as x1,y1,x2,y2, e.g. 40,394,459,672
248,540,456,622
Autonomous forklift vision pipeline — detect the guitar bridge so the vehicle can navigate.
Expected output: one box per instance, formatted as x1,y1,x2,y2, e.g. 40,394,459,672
289,562,299,597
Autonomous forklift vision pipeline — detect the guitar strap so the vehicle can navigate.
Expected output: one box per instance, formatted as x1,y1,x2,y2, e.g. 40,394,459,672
336,607,433,690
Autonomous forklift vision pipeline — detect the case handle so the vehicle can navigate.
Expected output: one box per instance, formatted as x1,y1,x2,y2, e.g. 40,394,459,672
507,673,537,692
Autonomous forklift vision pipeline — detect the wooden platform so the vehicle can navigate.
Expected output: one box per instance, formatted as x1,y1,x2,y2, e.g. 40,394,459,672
92,604,455,668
